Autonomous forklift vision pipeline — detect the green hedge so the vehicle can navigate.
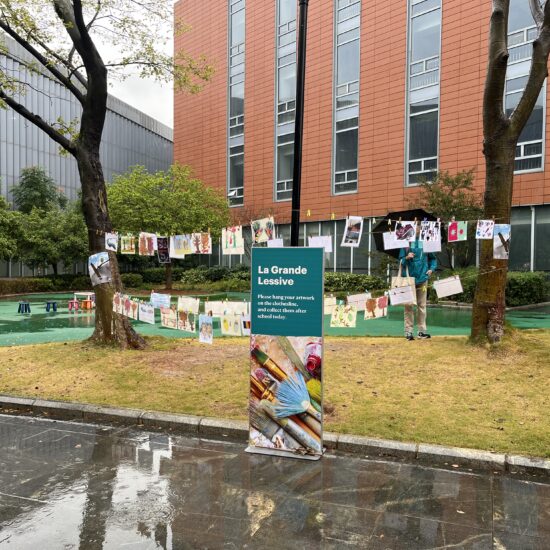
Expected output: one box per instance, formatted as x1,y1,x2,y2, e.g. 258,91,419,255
120,273,144,288
430,268,549,307
0,278,55,295
324,272,387,293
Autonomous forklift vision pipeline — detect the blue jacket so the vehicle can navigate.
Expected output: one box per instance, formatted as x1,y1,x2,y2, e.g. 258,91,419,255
398,240,437,285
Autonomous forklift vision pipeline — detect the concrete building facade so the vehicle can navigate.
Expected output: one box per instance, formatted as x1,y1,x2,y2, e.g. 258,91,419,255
174,0,549,272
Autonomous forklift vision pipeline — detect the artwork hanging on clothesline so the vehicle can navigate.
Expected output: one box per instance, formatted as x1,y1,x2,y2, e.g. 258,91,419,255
139,302,155,324
177,309,197,333
156,236,170,264
383,221,417,250
199,314,214,344
493,224,511,260
341,216,364,248
224,301,250,315
251,217,275,244
138,232,156,256
120,235,136,255
420,221,442,253
221,314,242,336
476,220,495,240
447,221,468,242
222,226,245,255
105,232,118,252
160,306,178,329
330,304,357,328
177,296,200,314
308,235,333,253
169,235,191,259
241,314,251,336
267,238,284,248
204,300,225,317
324,296,337,314
150,292,171,309
433,275,463,299
192,232,212,254
88,252,112,287
113,292,124,315
346,293,371,311
364,295,389,319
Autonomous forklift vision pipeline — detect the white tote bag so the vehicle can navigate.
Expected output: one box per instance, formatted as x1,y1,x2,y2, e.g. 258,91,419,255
389,262,417,306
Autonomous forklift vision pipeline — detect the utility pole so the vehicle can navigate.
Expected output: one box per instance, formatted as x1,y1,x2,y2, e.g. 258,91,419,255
290,0,309,246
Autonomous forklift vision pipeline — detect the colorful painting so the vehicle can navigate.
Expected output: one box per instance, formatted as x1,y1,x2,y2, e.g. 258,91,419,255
249,335,323,455
120,235,136,255
493,224,511,260
221,314,242,336
476,220,495,240
138,232,156,256
88,252,112,287
105,232,118,252
177,296,200,314
156,236,170,264
241,314,251,336
447,221,468,242
139,302,155,325
222,226,245,255
160,306,178,329
112,292,124,315
199,314,214,344
251,217,275,244
308,235,333,253
169,235,192,259
341,216,364,248
177,309,197,332
330,304,357,328
364,295,389,319
383,221,417,250
191,232,212,254
420,221,442,253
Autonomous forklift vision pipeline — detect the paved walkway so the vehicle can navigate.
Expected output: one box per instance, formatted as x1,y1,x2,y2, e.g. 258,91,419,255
0,415,548,549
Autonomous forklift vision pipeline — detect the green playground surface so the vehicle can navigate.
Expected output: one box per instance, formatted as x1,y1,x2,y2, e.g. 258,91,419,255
1,291,549,346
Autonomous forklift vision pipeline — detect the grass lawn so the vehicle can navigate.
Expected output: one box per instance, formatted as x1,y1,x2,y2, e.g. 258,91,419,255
0,330,548,458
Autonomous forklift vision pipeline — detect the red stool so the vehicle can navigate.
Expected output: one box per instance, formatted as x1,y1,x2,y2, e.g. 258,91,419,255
68,300,79,312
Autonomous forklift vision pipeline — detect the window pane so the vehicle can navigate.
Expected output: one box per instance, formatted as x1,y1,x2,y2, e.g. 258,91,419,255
230,82,244,117
410,98,438,113
229,154,244,189
509,207,531,270
277,141,294,181
519,96,544,143
278,63,296,102
335,128,358,172
535,205,550,270
337,39,360,85
279,0,296,24
231,10,245,45
508,0,535,33
411,9,441,62
409,110,438,159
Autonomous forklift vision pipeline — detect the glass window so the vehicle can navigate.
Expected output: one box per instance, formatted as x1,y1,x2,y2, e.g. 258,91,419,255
230,83,244,117
409,110,438,159
336,220,351,271
411,10,441,62
278,64,296,102
337,40,360,85
519,91,544,143
335,128,358,172
509,207,532,271
535,205,550,270
229,154,244,190
508,0,536,33
277,140,294,182
231,10,245,45
279,0,296,25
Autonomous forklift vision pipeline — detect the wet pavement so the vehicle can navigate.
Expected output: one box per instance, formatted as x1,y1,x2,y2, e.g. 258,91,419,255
0,415,548,549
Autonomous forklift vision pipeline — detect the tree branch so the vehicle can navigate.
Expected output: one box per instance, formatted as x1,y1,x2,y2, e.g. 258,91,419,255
0,20,85,104
0,88,77,155
483,1,510,139
529,0,544,27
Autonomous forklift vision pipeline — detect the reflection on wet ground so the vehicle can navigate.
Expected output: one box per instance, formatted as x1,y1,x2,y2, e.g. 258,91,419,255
0,415,548,549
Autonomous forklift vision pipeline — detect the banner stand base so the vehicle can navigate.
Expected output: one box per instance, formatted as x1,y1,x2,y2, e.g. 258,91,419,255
245,446,322,461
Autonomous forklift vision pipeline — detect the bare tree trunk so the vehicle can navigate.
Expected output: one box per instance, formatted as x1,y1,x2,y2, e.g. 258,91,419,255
165,263,173,290
471,140,515,343
77,149,146,349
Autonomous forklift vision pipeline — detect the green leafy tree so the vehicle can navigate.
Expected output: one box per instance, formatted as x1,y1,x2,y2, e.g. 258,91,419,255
12,167,67,213
0,196,20,260
17,204,88,276
0,1,212,349
413,170,483,269
108,165,231,289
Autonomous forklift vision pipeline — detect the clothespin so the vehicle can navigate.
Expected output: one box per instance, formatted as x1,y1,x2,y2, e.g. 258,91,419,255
306,209,311,217
398,217,402,223
437,217,441,225
331,212,335,220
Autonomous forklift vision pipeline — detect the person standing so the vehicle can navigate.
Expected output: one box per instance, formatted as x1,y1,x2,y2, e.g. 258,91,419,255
398,225,437,341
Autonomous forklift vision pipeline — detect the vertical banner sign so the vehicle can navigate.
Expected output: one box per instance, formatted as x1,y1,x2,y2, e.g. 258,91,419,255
247,247,324,460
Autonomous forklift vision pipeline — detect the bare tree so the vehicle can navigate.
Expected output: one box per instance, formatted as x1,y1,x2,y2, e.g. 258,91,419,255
0,1,212,348
472,0,550,343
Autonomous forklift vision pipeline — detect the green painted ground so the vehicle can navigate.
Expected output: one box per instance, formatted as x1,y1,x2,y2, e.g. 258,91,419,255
0,292,548,346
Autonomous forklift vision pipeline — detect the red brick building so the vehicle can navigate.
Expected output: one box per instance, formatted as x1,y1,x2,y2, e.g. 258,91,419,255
174,0,550,272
